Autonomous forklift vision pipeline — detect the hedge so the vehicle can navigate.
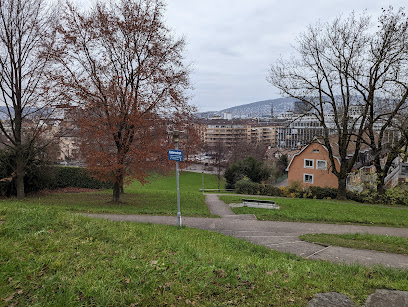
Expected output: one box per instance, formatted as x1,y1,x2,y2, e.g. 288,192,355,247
0,166,111,196
308,186,338,199
50,167,112,190
233,179,284,197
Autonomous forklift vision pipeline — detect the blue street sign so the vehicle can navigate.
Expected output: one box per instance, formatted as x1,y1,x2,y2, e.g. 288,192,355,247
168,149,183,161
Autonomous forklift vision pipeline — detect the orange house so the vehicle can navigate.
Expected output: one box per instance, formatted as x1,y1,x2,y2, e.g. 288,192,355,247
287,141,339,188
287,133,397,190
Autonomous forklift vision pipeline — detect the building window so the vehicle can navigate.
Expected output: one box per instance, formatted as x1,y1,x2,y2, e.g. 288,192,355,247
316,160,327,170
304,174,314,184
304,159,314,169
312,149,319,153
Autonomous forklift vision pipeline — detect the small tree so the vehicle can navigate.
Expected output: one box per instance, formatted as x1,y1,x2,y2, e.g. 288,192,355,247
0,136,58,196
228,138,267,166
0,0,57,198
278,154,288,172
207,138,226,190
53,0,192,202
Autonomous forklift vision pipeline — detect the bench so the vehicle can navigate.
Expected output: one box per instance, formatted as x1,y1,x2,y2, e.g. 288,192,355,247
242,199,276,205
227,198,280,210
241,198,279,210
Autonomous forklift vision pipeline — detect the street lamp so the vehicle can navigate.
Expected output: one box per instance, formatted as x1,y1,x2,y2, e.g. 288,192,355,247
173,130,182,227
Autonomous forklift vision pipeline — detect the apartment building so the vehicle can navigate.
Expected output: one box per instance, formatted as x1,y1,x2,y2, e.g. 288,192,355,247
276,113,325,149
198,119,283,148
247,123,281,146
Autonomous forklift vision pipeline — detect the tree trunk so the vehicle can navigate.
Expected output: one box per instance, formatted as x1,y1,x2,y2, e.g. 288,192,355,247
112,181,121,202
120,176,125,194
16,148,25,199
337,176,347,200
377,177,386,197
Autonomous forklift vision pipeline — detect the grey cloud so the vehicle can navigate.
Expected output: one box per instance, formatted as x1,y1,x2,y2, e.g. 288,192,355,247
72,0,408,112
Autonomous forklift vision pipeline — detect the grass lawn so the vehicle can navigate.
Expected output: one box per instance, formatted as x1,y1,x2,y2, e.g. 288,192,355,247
1,203,408,306
300,233,408,256
219,195,408,228
1,171,218,217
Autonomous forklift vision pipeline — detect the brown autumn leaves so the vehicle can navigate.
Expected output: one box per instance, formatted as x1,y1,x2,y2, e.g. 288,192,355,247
51,0,198,202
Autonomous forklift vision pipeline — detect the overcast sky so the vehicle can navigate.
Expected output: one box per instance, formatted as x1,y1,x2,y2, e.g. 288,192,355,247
76,0,407,112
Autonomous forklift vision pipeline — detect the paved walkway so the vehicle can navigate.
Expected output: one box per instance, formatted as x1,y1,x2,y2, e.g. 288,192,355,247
84,195,408,269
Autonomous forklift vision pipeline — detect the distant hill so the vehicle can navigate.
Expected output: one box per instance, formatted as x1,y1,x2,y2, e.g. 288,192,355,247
221,98,297,117
0,106,54,120
197,98,297,118
0,106,11,120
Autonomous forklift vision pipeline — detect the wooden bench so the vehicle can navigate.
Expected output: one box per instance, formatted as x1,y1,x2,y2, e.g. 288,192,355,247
228,199,280,210
242,198,276,205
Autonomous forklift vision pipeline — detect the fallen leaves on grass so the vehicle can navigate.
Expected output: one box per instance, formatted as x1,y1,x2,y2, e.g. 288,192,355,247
267,269,278,275
214,269,227,278
3,293,14,302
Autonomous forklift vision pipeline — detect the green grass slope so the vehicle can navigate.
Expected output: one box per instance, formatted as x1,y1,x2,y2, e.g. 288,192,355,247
3,172,219,217
1,204,407,306
220,196,408,227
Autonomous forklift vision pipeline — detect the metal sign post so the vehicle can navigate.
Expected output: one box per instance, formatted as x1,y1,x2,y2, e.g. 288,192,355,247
175,141,181,227
168,131,183,227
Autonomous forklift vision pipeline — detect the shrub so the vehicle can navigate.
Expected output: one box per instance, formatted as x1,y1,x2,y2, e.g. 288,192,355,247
224,164,244,190
307,186,338,199
380,186,408,206
286,181,303,198
24,165,58,194
260,184,284,197
280,186,289,197
346,190,366,203
234,177,261,195
225,156,271,189
0,161,111,196
0,149,57,196
51,167,112,190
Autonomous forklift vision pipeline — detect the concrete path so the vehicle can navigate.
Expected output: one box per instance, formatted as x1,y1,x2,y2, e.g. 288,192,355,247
205,194,235,216
183,163,223,175
205,194,257,220
84,195,408,269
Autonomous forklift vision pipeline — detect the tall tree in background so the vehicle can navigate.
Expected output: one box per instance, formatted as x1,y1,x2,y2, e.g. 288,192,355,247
207,138,226,190
269,9,408,199
354,8,408,195
0,0,56,198
269,13,370,199
53,0,192,202
228,139,267,165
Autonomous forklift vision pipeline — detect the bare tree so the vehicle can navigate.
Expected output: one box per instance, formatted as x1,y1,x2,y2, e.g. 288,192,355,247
52,0,192,202
354,8,408,195
204,138,226,191
228,138,267,166
269,9,408,199
269,13,370,199
0,0,57,198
